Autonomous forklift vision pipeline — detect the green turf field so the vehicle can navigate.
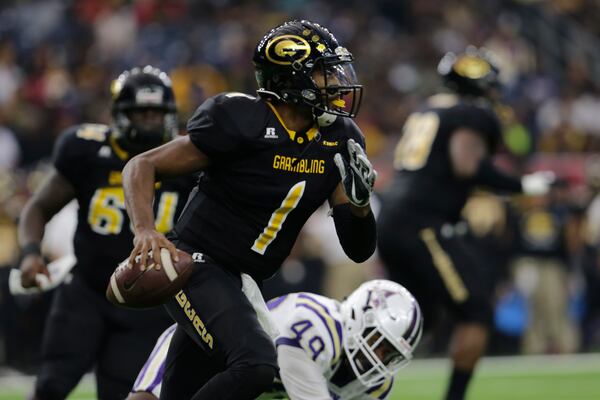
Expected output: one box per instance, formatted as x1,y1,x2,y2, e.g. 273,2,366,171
1,354,598,399
391,354,600,400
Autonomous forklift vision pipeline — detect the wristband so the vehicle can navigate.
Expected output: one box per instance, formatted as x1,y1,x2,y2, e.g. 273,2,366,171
21,242,42,258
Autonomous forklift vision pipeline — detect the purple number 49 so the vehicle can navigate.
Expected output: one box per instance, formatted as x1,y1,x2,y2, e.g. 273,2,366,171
291,319,325,360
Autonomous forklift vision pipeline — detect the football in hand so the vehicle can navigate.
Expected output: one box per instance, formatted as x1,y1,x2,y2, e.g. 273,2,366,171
106,248,195,308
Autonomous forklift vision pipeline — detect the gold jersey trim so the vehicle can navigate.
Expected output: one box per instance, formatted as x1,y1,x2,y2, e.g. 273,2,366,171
109,135,129,161
265,101,318,142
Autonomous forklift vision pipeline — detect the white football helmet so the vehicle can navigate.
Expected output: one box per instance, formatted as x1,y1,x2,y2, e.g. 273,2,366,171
340,280,423,386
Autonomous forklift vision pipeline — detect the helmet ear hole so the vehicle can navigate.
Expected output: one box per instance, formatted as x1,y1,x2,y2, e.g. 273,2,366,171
364,311,376,326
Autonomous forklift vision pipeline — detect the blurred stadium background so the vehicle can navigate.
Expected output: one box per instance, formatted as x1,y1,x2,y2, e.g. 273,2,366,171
1,0,600,399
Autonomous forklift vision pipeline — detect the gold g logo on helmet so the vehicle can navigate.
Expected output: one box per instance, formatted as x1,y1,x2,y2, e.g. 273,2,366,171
453,55,492,80
265,35,311,65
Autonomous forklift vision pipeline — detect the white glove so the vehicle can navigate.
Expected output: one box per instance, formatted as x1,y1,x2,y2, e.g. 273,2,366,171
9,254,76,295
521,171,555,196
333,139,377,207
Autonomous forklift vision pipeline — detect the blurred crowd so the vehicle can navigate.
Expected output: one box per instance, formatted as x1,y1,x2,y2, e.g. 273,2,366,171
2,0,600,369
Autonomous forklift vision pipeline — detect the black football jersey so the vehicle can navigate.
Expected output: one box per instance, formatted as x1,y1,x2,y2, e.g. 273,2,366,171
53,124,196,292
382,95,501,227
174,92,365,280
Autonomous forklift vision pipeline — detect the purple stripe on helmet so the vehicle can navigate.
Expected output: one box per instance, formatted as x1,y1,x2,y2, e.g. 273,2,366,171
405,301,423,347
403,303,418,341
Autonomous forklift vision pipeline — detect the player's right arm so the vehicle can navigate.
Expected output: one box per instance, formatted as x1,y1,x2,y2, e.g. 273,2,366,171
18,170,76,288
450,127,552,195
125,94,250,268
123,135,210,268
18,127,82,288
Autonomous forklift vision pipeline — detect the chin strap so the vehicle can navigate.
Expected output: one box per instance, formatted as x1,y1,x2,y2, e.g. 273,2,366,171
313,108,337,127
256,88,281,101
258,88,338,127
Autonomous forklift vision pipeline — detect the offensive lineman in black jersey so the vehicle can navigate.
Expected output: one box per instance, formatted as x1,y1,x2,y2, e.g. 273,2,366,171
377,48,554,400
122,20,377,399
18,67,195,400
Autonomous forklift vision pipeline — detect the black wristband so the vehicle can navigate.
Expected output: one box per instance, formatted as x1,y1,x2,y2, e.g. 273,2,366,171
21,242,42,258
475,159,522,193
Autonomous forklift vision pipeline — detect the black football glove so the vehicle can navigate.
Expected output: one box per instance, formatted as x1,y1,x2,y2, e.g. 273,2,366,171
334,139,377,207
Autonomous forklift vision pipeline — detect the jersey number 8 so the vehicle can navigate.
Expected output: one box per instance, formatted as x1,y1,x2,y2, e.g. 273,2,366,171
393,112,440,171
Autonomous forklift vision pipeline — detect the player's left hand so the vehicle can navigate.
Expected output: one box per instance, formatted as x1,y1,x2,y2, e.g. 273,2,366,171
334,139,377,207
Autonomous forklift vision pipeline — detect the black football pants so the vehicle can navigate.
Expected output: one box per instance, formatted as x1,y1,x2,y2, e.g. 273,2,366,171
34,273,171,400
160,253,278,400
378,222,494,328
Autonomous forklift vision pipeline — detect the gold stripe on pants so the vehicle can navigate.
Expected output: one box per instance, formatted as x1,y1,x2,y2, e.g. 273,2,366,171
420,228,469,303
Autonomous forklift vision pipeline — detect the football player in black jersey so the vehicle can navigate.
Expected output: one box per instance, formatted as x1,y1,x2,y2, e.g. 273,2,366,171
122,20,377,400
377,47,554,400
18,66,195,400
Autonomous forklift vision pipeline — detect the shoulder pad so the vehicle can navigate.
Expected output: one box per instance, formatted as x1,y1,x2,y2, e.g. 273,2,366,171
211,91,262,110
54,123,109,153
205,92,268,139
323,117,365,148
53,124,110,184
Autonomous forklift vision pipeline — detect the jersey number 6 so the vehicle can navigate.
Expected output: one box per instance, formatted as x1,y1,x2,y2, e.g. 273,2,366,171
88,188,179,235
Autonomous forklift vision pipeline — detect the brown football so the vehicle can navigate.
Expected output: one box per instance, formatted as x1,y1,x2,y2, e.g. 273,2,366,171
106,248,195,308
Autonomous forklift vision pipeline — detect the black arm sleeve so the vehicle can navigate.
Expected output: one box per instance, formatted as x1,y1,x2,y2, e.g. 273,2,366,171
331,203,376,263
474,159,522,193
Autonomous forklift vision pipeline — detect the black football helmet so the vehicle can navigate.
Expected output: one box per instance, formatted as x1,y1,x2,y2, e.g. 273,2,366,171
253,20,362,126
111,66,177,153
437,46,501,98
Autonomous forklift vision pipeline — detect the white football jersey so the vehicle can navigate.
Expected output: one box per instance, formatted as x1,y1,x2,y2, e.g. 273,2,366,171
268,292,394,400
132,293,394,399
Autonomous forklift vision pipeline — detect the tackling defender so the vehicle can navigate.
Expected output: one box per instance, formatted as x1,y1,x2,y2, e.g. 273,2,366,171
18,67,195,399
377,47,554,400
122,20,377,399
130,280,423,400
